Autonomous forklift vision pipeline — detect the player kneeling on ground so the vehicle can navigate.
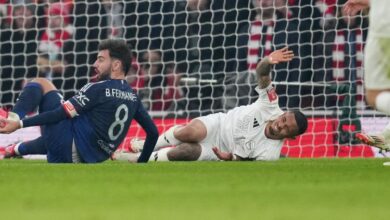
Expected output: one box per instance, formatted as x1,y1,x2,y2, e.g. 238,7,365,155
114,47,308,162
0,39,158,163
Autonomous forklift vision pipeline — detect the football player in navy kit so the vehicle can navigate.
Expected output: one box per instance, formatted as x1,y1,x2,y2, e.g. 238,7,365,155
0,39,158,163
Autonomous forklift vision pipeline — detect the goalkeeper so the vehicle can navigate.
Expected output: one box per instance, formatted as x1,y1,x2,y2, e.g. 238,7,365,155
115,47,308,162
0,39,158,163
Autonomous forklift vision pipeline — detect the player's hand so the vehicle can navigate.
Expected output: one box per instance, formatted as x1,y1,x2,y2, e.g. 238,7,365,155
343,0,369,16
0,118,21,134
267,47,294,65
212,147,233,161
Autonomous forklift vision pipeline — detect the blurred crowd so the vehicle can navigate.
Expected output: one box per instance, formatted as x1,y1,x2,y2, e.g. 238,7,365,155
0,0,369,116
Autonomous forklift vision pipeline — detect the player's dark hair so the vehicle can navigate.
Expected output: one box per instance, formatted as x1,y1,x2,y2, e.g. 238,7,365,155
98,39,132,75
292,110,308,136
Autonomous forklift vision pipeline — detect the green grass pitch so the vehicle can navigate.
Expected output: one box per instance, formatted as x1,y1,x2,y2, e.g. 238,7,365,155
0,159,389,220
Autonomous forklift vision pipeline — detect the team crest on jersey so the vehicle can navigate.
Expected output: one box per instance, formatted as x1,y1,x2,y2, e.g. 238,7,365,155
245,141,255,151
266,87,278,102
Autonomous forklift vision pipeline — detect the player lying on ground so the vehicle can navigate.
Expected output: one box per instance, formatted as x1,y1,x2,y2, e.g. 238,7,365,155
0,39,158,163
113,47,308,162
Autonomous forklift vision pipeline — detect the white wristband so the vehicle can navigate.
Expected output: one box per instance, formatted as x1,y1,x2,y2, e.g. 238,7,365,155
19,120,23,128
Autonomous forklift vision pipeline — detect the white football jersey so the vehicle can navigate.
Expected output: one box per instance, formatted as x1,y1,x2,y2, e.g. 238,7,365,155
369,0,390,37
219,85,284,161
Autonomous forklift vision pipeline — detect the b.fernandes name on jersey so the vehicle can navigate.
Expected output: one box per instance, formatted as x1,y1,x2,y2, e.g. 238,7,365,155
105,89,137,102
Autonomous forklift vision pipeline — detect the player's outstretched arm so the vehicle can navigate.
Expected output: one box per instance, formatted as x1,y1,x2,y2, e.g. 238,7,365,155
0,106,68,134
134,103,159,163
343,0,370,16
256,47,294,89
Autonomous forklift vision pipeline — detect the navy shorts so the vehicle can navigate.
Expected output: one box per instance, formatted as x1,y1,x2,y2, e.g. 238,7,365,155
40,91,74,163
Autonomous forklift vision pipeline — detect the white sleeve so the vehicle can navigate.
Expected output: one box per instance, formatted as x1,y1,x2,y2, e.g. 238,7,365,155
255,85,278,104
254,85,283,121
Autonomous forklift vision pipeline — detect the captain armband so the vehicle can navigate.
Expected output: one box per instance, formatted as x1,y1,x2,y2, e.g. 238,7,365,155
62,101,79,118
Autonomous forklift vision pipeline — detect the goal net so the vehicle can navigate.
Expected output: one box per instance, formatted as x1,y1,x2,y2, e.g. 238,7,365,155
0,0,385,158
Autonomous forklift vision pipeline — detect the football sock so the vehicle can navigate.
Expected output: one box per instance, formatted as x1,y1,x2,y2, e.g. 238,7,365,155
381,121,390,143
18,137,47,155
12,82,43,119
11,142,22,156
149,147,172,162
155,125,182,150
375,92,390,142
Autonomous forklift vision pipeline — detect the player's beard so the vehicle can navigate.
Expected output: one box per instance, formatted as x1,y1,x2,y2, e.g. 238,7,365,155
97,72,111,81
269,123,276,136
96,67,112,81
266,120,278,139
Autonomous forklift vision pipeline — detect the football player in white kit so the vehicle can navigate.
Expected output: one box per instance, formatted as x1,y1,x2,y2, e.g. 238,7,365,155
344,0,390,152
115,47,308,162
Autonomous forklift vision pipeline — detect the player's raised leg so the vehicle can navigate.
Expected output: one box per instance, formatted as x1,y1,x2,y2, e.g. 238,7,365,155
10,77,57,120
115,142,203,162
132,119,208,152
0,78,59,159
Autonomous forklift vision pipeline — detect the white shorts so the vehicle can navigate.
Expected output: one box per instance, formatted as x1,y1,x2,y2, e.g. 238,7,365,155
195,112,226,161
364,35,390,89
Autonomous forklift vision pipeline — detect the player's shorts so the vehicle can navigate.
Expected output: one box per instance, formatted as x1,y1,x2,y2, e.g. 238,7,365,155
195,112,226,161
364,35,390,90
40,91,74,163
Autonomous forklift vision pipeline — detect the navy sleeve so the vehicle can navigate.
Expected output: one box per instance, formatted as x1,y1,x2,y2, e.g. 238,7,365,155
134,102,159,163
22,106,68,127
68,83,100,114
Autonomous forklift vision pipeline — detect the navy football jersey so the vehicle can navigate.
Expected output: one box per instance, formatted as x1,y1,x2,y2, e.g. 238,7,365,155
63,79,144,162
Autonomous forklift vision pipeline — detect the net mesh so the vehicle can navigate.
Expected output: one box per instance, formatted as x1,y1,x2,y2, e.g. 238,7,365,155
0,0,382,157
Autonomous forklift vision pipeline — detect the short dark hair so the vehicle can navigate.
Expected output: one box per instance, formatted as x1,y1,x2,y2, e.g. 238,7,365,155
98,39,132,75
292,110,308,136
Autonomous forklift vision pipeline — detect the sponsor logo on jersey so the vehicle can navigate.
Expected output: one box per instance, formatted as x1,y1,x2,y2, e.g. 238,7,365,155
73,83,93,106
74,92,90,106
98,140,116,155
